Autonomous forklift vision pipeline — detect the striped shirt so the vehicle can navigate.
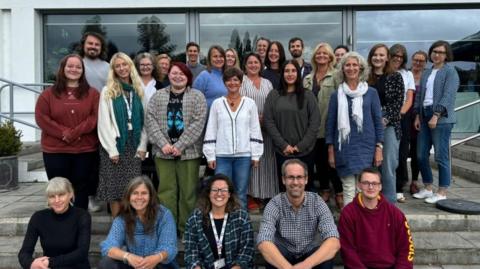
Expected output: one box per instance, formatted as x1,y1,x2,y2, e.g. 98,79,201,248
257,192,339,257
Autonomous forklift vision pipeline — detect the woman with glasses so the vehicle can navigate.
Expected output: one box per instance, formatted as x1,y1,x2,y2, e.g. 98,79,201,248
146,62,207,235
413,40,459,204
184,174,255,269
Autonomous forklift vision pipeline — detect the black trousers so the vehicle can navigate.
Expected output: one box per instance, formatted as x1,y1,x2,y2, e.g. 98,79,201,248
275,150,316,192
265,244,334,269
315,138,343,193
43,151,97,209
396,111,412,192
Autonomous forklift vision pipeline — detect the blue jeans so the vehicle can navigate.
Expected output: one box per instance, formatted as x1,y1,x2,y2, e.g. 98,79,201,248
381,126,400,203
215,156,252,208
417,106,453,188
98,256,179,269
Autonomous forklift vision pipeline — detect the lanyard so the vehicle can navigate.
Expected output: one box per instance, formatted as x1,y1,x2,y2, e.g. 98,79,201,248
209,212,228,257
122,92,133,121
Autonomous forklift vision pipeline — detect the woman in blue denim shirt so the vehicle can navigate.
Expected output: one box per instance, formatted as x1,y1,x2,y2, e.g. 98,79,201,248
412,40,460,204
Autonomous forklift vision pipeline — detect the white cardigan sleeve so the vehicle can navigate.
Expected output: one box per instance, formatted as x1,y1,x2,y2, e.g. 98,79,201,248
97,89,120,158
248,99,264,161
202,100,219,162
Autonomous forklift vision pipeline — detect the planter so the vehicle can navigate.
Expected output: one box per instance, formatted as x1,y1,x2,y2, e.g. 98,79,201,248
0,155,19,190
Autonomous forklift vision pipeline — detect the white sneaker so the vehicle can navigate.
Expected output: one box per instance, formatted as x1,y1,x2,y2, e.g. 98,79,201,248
412,189,433,199
88,196,102,212
396,193,406,203
425,193,447,204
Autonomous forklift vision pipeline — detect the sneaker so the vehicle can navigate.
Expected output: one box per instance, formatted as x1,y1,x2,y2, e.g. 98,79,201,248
88,196,102,212
396,193,406,203
412,189,433,199
425,193,447,204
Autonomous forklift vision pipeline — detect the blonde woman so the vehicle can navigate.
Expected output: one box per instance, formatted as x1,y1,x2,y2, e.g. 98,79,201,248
226,48,241,69
97,52,148,217
157,53,171,88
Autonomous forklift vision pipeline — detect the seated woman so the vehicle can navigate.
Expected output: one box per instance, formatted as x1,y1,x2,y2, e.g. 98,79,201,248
98,176,178,269
184,174,255,269
18,177,92,269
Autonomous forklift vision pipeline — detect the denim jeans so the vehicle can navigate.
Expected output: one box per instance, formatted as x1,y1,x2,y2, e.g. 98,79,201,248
215,156,252,208
417,106,453,188
381,126,400,203
98,256,179,269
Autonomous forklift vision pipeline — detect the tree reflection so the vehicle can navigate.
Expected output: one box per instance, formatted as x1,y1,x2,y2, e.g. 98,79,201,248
137,15,176,55
228,29,255,65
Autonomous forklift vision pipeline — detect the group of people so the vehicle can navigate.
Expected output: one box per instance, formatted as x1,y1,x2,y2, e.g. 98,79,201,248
23,29,460,268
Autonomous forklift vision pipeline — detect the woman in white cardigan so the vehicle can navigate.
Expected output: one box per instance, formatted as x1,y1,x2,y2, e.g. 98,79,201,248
203,67,263,208
97,52,147,216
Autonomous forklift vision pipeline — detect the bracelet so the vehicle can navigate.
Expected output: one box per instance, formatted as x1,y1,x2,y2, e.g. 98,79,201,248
157,252,164,261
123,252,130,264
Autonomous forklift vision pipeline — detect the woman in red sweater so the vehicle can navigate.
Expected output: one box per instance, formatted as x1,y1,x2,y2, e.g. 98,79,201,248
35,54,100,210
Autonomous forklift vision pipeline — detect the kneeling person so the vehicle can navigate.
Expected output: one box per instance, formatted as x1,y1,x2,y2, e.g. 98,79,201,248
338,167,414,269
257,159,340,269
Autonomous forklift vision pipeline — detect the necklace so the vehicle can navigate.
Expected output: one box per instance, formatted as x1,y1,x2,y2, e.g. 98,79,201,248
226,95,241,107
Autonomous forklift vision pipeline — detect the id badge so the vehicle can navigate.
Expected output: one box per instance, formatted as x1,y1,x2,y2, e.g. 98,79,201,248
213,258,226,269
127,122,133,130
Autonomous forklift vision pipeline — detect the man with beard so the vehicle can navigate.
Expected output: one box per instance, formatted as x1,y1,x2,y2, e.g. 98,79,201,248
257,159,340,269
185,42,205,81
338,167,414,269
79,32,109,93
288,37,312,79
78,32,109,213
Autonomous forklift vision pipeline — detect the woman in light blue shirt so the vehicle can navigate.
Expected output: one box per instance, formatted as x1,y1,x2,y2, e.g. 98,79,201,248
98,176,178,269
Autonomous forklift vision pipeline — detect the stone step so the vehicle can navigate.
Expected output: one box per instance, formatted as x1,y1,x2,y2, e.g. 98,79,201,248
430,156,480,184
18,142,41,157
465,137,480,147
1,231,480,268
451,144,480,163
18,152,43,171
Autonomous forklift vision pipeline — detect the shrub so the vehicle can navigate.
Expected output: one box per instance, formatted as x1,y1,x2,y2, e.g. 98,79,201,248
0,121,22,156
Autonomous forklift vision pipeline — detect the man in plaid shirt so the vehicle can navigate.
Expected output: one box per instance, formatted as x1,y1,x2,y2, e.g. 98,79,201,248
257,159,340,269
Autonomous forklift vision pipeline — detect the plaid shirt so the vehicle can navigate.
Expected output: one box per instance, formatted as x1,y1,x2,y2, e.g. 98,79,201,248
257,192,339,257
184,208,255,269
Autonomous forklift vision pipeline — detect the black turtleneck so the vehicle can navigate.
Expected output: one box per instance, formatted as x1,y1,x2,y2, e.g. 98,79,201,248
18,206,92,269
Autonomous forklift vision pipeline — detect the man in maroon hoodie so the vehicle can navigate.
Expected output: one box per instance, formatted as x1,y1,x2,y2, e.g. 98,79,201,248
338,167,414,269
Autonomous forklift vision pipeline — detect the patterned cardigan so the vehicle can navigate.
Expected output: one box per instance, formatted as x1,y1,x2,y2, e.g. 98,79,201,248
184,208,255,269
146,86,207,160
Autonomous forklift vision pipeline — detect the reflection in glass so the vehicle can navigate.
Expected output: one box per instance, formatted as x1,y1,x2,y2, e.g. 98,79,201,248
200,11,342,64
356,9,480,133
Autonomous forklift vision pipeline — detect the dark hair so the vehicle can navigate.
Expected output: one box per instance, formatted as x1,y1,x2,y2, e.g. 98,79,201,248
389,43,408,69
412,50,428,61
223,67,244,83
428,40,454,62
358,167,382,184
169,62,193,87
120,176,159,243
278,60,305,109
334,45,350,53
367,43,395,85
288,37,304,48
256,37,270,46
197,174,242,225
78,32,108,60
134,52,159,81
52,54,90,99
206,45,226,72
243,52,264,74
281,159,308,177
186,41,200,51
264,41,286,71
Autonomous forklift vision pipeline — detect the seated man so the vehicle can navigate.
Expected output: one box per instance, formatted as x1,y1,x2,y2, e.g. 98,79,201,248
338,167,414,269
257,159,340,269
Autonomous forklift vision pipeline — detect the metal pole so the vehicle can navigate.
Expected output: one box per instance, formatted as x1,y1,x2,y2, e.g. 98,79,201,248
9,84,14,119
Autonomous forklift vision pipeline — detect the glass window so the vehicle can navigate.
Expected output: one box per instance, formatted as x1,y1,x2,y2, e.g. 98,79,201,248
199,11,343,64
356,9,480,133
43,13,186,81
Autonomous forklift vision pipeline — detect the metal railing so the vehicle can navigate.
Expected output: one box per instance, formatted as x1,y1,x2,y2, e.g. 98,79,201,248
0,77,51,129
451,98,480,147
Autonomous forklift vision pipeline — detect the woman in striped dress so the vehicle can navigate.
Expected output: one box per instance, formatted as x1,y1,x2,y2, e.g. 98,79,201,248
240,52,279,208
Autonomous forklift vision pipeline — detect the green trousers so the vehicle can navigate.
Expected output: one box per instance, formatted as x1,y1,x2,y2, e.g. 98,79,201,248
155,157,200,234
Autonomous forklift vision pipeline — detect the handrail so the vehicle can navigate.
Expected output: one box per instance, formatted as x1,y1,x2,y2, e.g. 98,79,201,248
454,99,480,112
0,113,39,129
451,96,480,147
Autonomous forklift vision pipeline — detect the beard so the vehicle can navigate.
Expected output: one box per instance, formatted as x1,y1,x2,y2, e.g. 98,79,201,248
291,50,302,58
85,49,100,59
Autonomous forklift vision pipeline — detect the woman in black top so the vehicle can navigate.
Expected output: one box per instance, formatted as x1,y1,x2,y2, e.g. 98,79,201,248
18,177,91,269
261,41,286,90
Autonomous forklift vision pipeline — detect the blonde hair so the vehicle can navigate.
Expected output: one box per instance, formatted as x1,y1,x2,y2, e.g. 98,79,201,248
105,52,144,100
46,177,74,197
226,48,241,69
310,42,336,73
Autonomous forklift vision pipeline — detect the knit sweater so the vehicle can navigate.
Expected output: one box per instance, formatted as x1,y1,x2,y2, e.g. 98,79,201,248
193,68,227,109
338,193,414,269
18,207,91,269
35,86,99,153
203,96,263,161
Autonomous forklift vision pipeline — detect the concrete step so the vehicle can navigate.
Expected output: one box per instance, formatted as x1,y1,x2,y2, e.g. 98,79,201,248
18,142,41,157
431,156,480,184
466,137,480,147
1,231,480,268
17,152,47,183
18,152,43,171
451,144,480,163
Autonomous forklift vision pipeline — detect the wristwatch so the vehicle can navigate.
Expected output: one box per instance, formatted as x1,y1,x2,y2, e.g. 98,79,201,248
376,143,383,149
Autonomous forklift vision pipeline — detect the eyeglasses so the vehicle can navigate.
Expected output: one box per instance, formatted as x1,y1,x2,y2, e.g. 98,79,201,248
360,181,381,188
413,59,426,63
210,188,229,194
140,64,152,67
432,50,447,55
284,175,306,181
392,54,404,59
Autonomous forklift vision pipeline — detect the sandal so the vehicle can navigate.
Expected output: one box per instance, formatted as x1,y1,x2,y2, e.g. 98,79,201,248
335,193,344,210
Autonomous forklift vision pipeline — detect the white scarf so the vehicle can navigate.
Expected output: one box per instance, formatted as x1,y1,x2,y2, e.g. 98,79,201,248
337,81,369,150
